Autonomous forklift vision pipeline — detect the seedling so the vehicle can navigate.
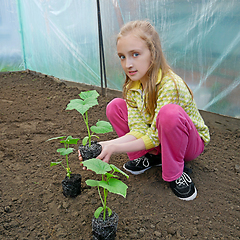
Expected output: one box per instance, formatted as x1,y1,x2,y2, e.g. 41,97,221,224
66,90,113,147
82,158,129,220
46,136,80,178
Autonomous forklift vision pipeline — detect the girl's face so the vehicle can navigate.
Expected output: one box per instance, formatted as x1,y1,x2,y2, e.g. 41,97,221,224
117,33,152,88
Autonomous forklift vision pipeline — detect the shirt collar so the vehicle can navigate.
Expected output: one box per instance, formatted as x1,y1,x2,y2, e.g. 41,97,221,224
129,69,162,90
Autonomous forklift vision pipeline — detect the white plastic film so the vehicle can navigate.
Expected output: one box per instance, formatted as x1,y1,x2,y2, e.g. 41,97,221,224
0,0,239,118
0,0,24,71
101,0,240,118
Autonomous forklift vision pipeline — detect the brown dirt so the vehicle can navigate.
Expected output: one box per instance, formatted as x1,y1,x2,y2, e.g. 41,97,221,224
0,71,240,240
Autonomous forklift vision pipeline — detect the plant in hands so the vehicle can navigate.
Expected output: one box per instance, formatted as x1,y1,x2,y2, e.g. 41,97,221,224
46,136,80,178
82,158,129,220
66,90,113,147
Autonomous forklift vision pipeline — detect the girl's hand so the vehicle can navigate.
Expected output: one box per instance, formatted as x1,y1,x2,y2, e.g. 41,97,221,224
99,141,110,147
78,142,112,169
78,150,87,170
78,150,83,161
78,140,116,168
97,143,116,163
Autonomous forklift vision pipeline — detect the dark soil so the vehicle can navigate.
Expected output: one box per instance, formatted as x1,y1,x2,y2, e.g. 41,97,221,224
62,174,82,198
0,71,239,240
92,211,119,240
79,142,102,161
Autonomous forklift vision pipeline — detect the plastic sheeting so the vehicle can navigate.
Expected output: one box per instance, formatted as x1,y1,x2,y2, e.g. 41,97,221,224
0,0,24,71
0,0,239,118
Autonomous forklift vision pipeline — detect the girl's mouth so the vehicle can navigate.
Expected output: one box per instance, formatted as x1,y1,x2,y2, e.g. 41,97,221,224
128,70,137,76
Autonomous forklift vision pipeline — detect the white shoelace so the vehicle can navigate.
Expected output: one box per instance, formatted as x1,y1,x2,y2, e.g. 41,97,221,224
176,172,192,186
134,156,150,167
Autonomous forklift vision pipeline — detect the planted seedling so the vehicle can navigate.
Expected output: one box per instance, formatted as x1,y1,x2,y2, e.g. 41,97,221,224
46,136,82,198
82,158,129,220
46,135,80,178
66,90,113,146
66,90,113,160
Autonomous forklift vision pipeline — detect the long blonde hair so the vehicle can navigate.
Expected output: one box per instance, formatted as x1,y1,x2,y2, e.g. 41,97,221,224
117,20,193,119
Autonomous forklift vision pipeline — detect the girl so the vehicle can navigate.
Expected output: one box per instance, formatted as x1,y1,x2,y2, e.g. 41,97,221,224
79,20,210,201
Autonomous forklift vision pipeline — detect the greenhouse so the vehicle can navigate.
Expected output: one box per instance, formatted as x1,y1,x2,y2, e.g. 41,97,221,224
1,1,240,239
1,0,240,117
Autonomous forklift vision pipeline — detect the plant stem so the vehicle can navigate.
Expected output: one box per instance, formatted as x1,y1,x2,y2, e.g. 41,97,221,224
102,174,108,220
83,112,91,147
103,188,108,220
66,155,70,177
60,163,67,172
65,143,70,178
97,186,104,207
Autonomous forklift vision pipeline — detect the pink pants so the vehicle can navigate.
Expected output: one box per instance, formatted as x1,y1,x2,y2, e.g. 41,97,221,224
106,98,205,182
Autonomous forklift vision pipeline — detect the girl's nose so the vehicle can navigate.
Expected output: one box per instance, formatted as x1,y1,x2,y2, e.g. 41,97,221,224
126,58,133,68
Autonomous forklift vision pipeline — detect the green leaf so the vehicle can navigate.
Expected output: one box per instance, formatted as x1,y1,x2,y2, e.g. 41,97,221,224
82,136,89,146
46,136,66,142
94,207,104,219
99,178,128,198
59,136,79,145
105,172,119,179
107,207,112,217
83,97,99,111
57,148,74,156
66,90,100,115
82,159,111,174
80,90,99,100
85,179,101,187
66,99,88,115
90,121,113,134
85,179,127,199
110,164,129,179
50,161,62,166
66,99,83,111
66,136,80,145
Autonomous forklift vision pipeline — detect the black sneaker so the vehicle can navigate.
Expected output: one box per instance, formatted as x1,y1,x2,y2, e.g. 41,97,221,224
123,153,162,175
170,171,197,201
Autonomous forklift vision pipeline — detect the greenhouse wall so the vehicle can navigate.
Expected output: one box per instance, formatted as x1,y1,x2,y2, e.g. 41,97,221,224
0,0,239,118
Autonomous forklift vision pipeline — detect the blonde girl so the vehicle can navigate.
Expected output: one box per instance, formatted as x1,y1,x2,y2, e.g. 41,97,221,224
79,20,210,201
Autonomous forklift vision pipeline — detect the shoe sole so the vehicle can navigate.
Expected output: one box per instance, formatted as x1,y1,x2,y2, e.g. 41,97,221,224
123,164,162,175
178,186,197,201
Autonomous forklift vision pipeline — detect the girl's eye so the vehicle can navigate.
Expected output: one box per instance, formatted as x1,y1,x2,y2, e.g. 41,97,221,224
133,53,139,57
119,55,125,60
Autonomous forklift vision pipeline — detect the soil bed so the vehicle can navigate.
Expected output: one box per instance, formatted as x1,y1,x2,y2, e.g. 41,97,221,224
0,71,239,239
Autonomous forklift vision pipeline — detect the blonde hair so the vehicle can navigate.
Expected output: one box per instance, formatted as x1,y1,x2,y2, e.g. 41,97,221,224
117,20,193,119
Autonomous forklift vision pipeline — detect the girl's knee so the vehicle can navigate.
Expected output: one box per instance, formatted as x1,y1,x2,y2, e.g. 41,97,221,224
106,98,126,118
157,104,184,128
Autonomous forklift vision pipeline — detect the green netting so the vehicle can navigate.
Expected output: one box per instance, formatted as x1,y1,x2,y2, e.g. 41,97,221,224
0,0,239,118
